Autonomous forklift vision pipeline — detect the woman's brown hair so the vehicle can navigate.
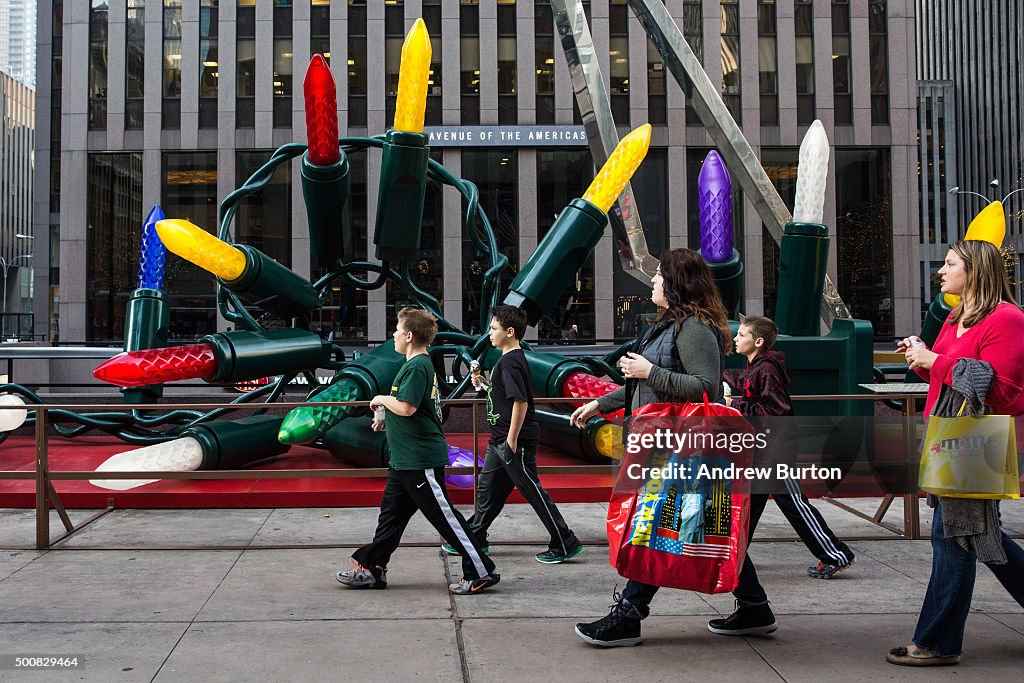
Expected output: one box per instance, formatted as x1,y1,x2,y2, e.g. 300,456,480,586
655,248,733,348
948,239,1018,328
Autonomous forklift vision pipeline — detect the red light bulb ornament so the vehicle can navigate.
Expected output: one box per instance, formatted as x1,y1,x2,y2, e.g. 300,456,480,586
300,53,351,267
304,54,340,166
93,329,333,388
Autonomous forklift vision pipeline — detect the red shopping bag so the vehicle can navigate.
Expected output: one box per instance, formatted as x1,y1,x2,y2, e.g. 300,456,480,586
606,396,753,593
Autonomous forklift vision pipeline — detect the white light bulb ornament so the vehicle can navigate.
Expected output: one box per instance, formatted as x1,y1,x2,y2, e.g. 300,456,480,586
0,394,29,432
792,120,830,224
90,437,204,491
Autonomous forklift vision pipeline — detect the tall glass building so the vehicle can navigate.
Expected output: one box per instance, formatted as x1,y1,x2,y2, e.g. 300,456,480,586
34,0,919,345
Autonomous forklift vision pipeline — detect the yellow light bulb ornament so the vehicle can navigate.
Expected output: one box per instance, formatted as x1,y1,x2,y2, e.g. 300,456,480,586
156,219,247,282
393,19,432,134
582,124,653,213
943,201,1006,307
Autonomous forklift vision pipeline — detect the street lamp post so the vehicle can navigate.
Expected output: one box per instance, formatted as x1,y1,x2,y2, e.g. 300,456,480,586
0,254,33,339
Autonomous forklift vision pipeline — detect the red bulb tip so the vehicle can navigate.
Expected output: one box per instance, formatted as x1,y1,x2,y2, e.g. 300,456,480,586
562,372,622,401
304,54,340,166
93,344,218,387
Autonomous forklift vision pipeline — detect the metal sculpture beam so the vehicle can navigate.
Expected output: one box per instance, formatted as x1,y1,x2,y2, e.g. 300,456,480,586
550,0,659,282
554,0,850,324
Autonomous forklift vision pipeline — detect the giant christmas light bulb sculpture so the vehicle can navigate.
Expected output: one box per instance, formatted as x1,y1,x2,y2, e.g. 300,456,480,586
775,120,832,336
506,124,652,325
156,219,319,318
94,329,333,387
277,341,408,444
300,54,351,267
91,415,289,491
122,204,171,404
0,394,29,433
373,19,432,263
697,151,744,317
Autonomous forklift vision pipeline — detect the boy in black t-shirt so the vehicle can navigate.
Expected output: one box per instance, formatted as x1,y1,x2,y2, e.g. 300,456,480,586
337,308,499,594
443,305,583,563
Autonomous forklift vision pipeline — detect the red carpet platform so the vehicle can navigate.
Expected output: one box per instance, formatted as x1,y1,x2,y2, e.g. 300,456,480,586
0,434,613,509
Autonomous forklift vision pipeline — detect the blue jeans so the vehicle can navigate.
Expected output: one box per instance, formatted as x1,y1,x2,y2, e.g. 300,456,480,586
913,501,1024,657
621,494,770,615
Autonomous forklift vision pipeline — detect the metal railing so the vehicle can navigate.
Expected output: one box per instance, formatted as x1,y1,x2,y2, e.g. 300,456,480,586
0,392,951,550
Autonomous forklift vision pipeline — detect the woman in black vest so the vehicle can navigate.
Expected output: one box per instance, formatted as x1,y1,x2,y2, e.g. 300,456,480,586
572,248,777,647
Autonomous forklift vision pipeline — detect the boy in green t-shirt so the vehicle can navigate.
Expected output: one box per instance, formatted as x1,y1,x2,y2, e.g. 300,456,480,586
337,308,499,595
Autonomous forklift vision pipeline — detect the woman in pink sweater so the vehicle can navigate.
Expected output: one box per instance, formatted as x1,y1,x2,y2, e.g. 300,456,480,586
888,239,1024,666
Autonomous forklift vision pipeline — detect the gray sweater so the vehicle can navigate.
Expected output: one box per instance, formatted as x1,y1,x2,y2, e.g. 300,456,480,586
596,317,723,414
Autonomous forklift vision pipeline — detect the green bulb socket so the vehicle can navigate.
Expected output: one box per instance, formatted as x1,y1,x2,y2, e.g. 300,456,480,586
199,328,333,384
300,151,351,268
505,198,608,325
373,129,429,263
323,417,390,468
221,245,320,319
121,288,170,405
775,221,829,337
920,294,954,348
522,351,592,398
703,249,745,320
185,415,290,469
534,407,611,465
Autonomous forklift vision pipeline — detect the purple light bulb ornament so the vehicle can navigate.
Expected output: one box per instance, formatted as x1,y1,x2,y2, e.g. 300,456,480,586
138,204,167,290
697,150,733,264
445,446,484,489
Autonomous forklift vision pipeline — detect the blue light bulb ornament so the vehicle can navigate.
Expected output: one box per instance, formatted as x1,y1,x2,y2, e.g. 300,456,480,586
122,203,171,405
138,204,167,290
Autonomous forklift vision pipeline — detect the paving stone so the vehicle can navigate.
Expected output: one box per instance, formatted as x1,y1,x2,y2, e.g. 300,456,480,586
58,509,274,548
0,550,240,622
153,620,461,682
0,622,187,683
197,547,453,621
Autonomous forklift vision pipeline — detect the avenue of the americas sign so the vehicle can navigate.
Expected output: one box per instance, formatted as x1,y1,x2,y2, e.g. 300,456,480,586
423,125,588,147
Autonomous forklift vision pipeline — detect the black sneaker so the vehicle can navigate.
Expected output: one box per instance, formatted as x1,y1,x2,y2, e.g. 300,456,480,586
574,593,644,647
707,601,778,636
536,543,584,564
807,556,855,579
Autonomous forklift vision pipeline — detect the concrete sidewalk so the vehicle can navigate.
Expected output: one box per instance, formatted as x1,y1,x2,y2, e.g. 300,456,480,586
1,500,1022,682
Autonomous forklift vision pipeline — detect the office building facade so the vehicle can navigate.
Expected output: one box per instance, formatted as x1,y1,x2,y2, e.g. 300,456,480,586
34,0,919,345
1,69,35,338
0,0,37,88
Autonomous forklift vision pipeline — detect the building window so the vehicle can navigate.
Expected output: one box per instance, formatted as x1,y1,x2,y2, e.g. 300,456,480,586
647,42,667,126
315,155,367,340
795,0,814,125
387,149,444,331
347,1,367,127
615,148,669,341
460,1,480,125
869,0,889,125
757,0,778,126
832,0,852,125
720,0,741,124
836,149,892,337
273,2,293,128
235,151,292,267
125,1,145,130
236,0,255,128
423,0,443,126
310,0,330,61
50,2,63,215
535,1,555,125
384,1,404,126
462,150,517,335
537,149,596,343
199,0,219,129
759,148,799,318
87,154,143,342
161,152,218,339
88,0,108,130
682,0,703,125
609,0,629,125
163,0,182,129
497,1,517,124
